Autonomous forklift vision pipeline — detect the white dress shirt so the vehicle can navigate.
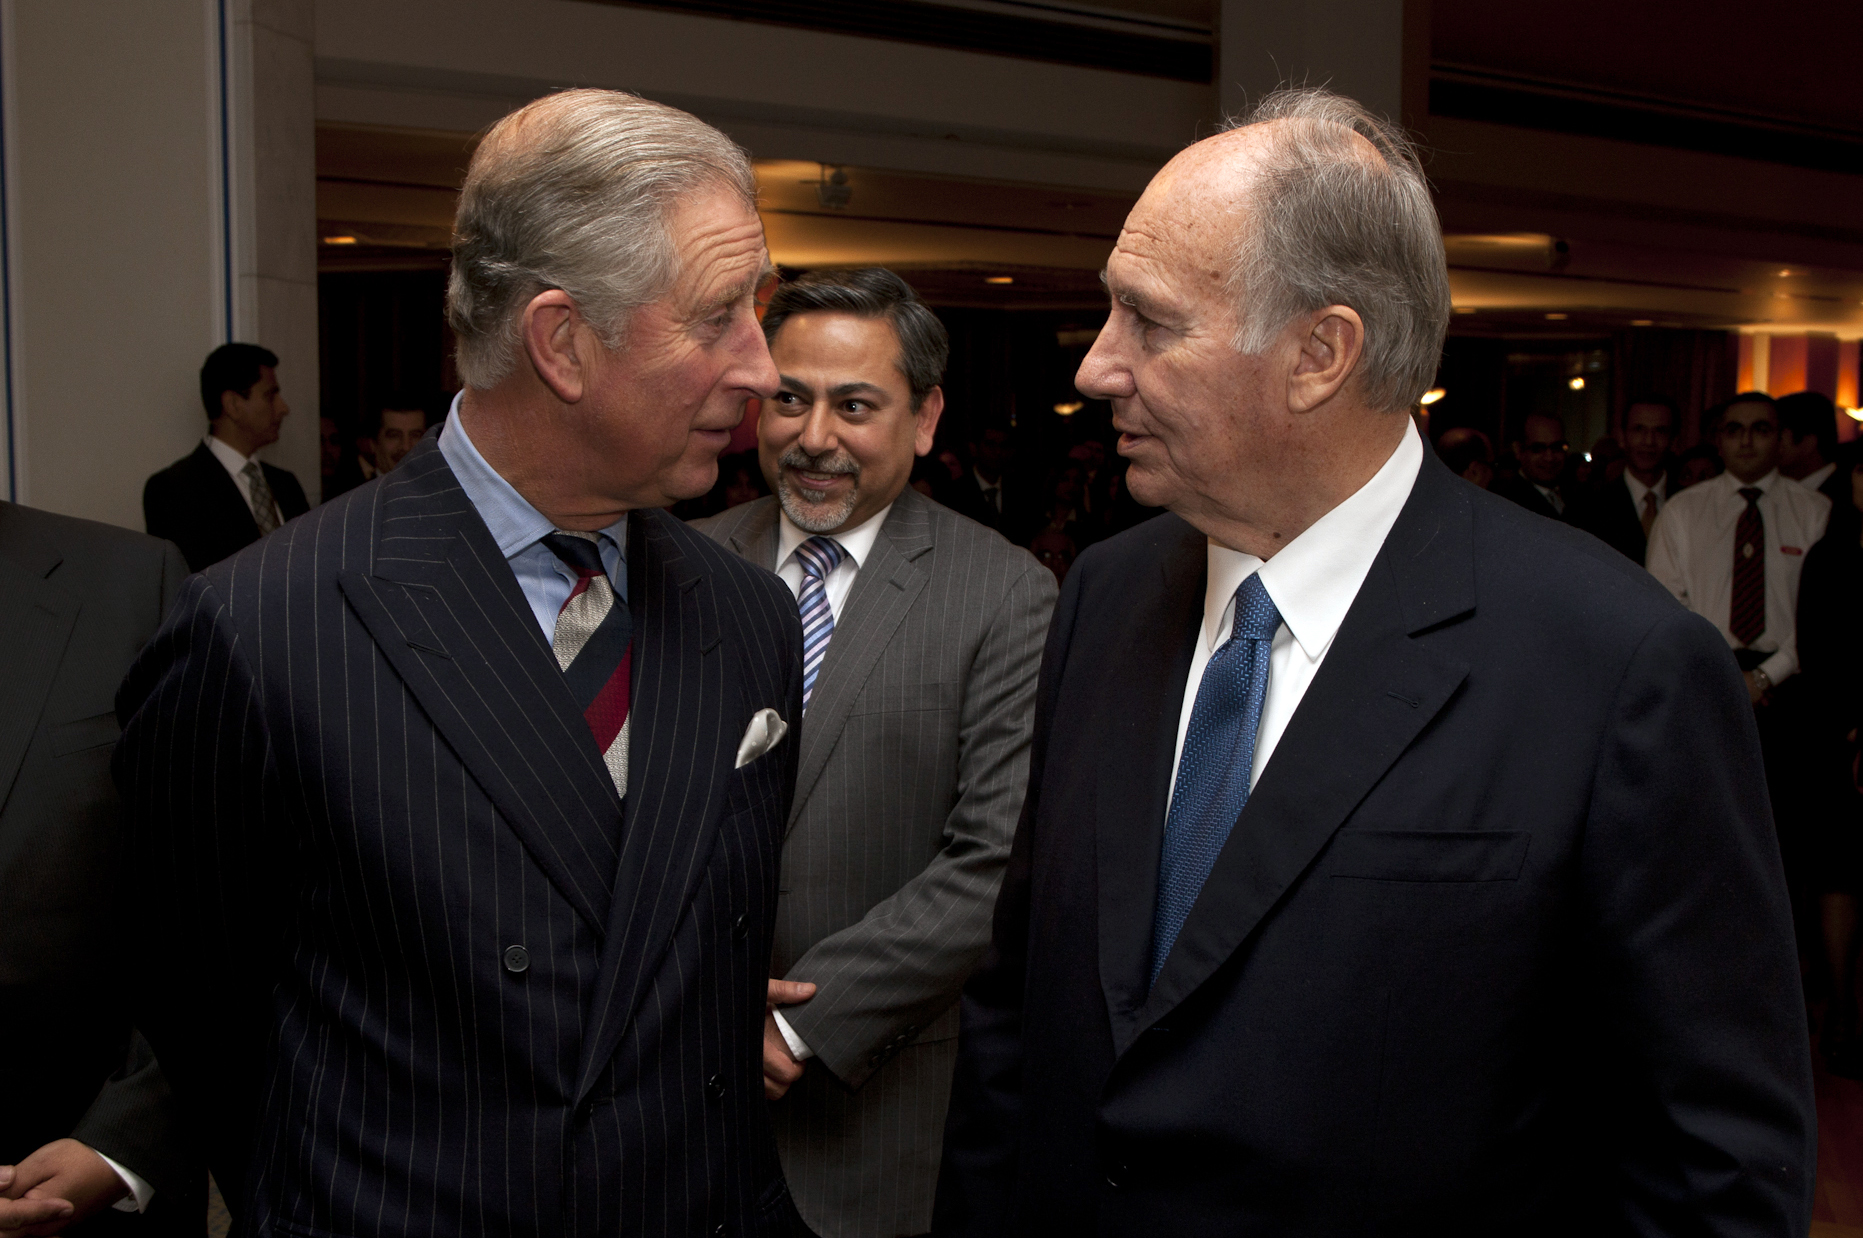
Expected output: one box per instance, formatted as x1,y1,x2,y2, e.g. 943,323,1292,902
769,500,892,1063
1623,470,1666,518
204,433,281,528
773,502,893,619
973,468,1003,514
1645,468,1830,685
1797,462,1836,493
1168,419,1424,807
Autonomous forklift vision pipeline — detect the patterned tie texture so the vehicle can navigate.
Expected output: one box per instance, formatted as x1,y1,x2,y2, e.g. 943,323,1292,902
795,535,847,712
1640,491,1659,540
242,460,279,534
542,531,631,798
1730,487,1765,646
1151,572,1282,987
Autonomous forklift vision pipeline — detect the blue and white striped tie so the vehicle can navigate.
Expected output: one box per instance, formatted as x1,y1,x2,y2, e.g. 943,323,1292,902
795,535,847,712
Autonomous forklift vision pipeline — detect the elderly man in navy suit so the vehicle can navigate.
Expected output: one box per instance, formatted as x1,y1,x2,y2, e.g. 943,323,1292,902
117,90,804,1237
936,87,1813,1236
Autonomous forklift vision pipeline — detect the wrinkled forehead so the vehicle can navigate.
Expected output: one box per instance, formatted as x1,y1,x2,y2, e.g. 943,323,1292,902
1120,131,1264,261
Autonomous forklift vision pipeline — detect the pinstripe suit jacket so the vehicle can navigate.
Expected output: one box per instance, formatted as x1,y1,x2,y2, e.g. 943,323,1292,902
115,437,805,1238
694,488,1055,1238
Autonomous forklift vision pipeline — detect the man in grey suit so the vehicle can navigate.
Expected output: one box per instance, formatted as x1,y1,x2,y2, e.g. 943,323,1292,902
695,269,1056,1238
0,501,204,1235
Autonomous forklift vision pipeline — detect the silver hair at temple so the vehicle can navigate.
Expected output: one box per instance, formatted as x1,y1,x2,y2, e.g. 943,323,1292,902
1221,87,1452,413
445,88,758,389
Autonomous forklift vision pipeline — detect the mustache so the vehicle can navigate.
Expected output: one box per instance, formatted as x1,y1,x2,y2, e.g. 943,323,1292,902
780,447,860,481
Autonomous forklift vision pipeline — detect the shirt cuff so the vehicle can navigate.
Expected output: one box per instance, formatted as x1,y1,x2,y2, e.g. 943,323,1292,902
1759,650,1795,687
772,1010,814,1061
95,1150,153,1213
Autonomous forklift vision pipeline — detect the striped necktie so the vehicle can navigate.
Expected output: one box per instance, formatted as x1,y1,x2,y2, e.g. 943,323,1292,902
795,536,847,712
541,531,631,798
1730,487,1765,647
1151,572,1281,987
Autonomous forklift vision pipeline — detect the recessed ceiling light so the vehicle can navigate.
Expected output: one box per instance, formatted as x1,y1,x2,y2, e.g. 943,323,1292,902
1052,400,1083,415
1420,388,1446,405
1544,312,1568,321
1569,377,1586,390
1778,268,1792,277
984,276,1013,285
322,235,358,246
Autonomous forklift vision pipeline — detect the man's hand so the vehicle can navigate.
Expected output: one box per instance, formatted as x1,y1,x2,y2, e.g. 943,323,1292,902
764,978,817,1100
1743,670,1770,706
0,1140,129,1237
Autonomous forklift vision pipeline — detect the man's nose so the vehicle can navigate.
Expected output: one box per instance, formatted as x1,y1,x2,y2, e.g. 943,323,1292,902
1076,337,1130,400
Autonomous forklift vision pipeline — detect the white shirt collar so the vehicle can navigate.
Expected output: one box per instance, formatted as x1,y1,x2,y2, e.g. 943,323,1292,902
973,467,1001,492
1715,468,1781,499
1201,418,1424,659
204,433,255,472
1623,470,1666,506
777,500,894,573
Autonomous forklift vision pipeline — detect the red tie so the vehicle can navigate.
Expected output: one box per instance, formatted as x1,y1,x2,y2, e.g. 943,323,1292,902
1730,488,1765,647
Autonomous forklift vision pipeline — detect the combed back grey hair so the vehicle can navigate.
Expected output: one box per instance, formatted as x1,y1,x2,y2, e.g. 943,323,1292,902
761,268,949,410
1219,88,1452,412
446,88,758,390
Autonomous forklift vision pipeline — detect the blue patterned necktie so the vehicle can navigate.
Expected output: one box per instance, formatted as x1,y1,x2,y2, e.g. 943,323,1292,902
1150,571,1282,986
795,535,847,711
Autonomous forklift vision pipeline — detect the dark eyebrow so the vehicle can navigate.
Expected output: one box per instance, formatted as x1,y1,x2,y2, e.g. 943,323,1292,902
827,381,888,402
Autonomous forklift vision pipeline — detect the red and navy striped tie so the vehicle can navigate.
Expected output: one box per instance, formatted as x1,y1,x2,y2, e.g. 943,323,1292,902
542,531,631,797
1730,487,1765,648
795,535,846,712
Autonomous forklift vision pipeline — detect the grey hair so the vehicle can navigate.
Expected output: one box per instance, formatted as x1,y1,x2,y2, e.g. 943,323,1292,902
760,268,949,410
446,89,758,390
1220,88,1451,412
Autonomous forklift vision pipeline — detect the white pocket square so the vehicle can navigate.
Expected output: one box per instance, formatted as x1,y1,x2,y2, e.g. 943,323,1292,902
735,707,788,769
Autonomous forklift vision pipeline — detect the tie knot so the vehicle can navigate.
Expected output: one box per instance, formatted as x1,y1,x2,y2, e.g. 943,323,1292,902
542,530,605,579
796,536,846,581
242,460,261,480
1230,572,1282,643
1739,487,1762,506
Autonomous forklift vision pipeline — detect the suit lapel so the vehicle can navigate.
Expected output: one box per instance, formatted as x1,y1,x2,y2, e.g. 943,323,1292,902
574,509,730,1100
1097,518,1205,1050
723,497,781,578
1124,459,1476,1055
786,491,934,830
0,510,77,812
192,442,262,543
334,439,621,934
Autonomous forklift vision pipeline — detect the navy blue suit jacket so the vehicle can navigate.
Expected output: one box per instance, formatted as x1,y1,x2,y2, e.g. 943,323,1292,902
936,454,1814,1236
117,437,805,1237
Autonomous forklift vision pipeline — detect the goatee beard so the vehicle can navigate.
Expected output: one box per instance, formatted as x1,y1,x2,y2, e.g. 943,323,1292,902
776,446,860,533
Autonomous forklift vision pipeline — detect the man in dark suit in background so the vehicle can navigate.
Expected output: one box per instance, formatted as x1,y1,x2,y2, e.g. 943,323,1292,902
1778,390,1846,504
1576,396,1676,564
696,269,1054,1238
936,87,1812,1236
117,89,804,1237
0,501,202,1235
142,344,309,571
1492,411,1574,521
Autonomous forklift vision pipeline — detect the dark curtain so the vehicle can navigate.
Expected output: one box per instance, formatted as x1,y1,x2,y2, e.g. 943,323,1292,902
1610,328,1739,450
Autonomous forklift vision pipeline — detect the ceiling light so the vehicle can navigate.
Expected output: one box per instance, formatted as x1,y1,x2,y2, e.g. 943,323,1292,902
1568,377,1586,390
1630,319,1653,326
1420,388,1446,405
1052,400,1083,416
322,235,358,245
1778,268,1792,277
1544,312,1568,321
984,276,1014,285
1453,306,1475,315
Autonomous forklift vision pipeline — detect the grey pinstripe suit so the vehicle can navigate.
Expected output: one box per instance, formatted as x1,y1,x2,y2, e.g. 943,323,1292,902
115,436,805,1238
694,487,1055,1238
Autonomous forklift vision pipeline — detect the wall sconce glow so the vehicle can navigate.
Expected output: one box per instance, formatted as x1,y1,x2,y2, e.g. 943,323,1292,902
322,235,358,246
1419,388,1446,405
1052,401,1083,416
1544,312,1568,321
1778,269,1792,277
984,276,1014,285
1847,407,1863,423
1568,377,1586,390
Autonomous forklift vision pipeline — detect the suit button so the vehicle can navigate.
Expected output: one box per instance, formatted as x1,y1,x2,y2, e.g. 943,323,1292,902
502,945,530,974
1105,1161,1130,1189
712,1225,727,1237
732,914,749,941
706,1073,725,1101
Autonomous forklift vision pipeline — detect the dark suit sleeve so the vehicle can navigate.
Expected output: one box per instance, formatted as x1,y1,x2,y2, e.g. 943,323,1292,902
1582,607,1814,1233
70,1031,191,1201
933,555,1081,1237
783,561,1058,1088
114,573,283,1204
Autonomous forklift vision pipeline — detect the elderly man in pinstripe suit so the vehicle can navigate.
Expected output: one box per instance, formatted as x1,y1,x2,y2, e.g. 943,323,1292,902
115,91,806,1238
695,269,1056,1238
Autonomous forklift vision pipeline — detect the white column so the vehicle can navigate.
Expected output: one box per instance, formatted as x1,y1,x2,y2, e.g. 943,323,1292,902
0,0,318,525
1216,0,1429,128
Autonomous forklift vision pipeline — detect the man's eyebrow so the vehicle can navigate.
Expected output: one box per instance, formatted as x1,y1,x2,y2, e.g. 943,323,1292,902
696,260,775,316
826,381,887,402
777,373,814,399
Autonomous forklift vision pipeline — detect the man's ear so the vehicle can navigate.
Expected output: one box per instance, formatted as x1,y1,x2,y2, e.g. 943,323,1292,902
521,289,589,404
220,388,240,421
1287,306,1365,414
914,387,946,457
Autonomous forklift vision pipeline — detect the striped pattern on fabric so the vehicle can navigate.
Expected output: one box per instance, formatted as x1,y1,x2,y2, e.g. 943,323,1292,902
116,435,806,1238
795,535,846,711
542,530,631,797
695,488,1057,1238
1731,487,1766,645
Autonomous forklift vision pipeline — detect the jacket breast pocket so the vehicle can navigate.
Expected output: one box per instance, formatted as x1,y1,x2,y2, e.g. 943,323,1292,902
1327,830,1528,882
50,711,120,756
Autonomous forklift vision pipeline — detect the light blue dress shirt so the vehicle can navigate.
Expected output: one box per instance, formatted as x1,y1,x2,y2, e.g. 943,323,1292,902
437,394,627,644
